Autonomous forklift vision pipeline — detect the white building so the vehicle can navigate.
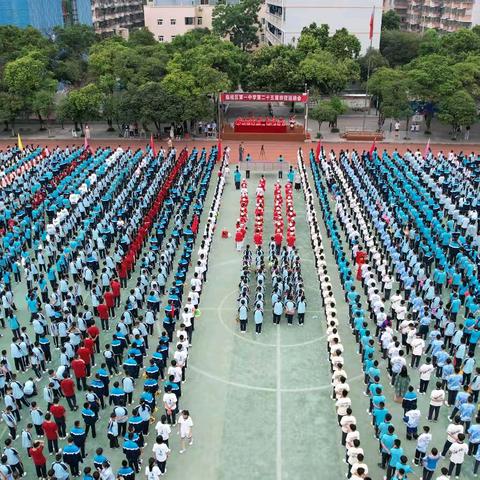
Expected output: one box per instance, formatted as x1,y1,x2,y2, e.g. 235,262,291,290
263,0,383,53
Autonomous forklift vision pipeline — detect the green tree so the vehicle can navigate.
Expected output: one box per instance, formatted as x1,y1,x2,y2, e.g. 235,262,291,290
382,10,401,30
310,97,347,134
53,24,96,56
31,81,57,130
407,54,462,132
440,28,480,60
418,29,441,56
438,90,477,139
299,50,360,95
128,28,156,47
212,0,262,51
0,92,23,131
368,67,412,129
358,48,389,81
300,23,330,48
380,30,421,67
241,45,303,92
326,28,361,59
58,83,102,132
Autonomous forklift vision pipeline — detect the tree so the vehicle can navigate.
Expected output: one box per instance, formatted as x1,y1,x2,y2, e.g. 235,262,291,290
128,28,156,47
440,28,480,60
241,45,303,92
326,28,361,60
31,81,57,130
418,29,441,56
0,92,23,131
53,24,96,56
310,97,347,134
212,0,262,51
407,54,462,132
299,50,360,95
58,84,102,132
300,23,329,49
310,100,337,135
382,11,401,31
438,90,477,139
380,30,421,67
368,67,412,129
358,48,389,81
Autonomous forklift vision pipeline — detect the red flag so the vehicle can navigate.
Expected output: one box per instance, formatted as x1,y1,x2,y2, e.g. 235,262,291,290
315,140,321,161
369,139,376,157
217,140,222,162
150,133,156,157
369,8,375,40
423,138,431,158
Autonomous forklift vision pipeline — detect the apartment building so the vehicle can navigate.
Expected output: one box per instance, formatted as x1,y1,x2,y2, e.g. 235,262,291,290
91,0,145,37
263,0,383,53
384,0,480,32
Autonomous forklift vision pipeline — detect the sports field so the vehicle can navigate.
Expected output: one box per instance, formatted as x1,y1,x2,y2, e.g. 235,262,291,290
0,141,477,480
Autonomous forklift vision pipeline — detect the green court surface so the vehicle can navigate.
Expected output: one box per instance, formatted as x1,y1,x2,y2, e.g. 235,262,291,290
0,167,475,480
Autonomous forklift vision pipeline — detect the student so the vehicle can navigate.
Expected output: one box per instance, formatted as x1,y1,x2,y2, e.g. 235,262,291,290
152,435,170,475
254,304,263,334
421,447,440,480
447,433,468,477
30,440,47,479
178,409,194,454
145,456,162,480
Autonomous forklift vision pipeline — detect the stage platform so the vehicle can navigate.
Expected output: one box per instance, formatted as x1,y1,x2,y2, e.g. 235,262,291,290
221,124,307,141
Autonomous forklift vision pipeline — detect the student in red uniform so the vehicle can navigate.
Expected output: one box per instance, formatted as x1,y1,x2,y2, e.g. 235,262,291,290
87,322,100,352
77,342,92,377
97,302,109,331
30,440,47,478
71,355,87,390
84,336,96,367
60,377,77,411
110,278,121,307
42,412,59,455
49,399,67,439
104,290,115,317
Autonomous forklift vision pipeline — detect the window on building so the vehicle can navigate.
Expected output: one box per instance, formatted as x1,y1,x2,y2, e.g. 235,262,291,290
197,17,203,25
157,18,163,25
171,35,176,40
158,35,164,42
200,0,209,4
170,18,176,25
185,17,194,25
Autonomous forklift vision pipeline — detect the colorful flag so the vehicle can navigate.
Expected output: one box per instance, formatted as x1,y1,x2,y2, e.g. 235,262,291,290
150,133,156,157
369,7,375,40
424,138,431,158
17,133,23,152
315,140,322,161
369,139,376,157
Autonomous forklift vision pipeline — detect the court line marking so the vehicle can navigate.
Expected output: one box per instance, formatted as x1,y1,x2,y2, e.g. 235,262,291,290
276,325,282,480
188,364,363,393
216,289,329,348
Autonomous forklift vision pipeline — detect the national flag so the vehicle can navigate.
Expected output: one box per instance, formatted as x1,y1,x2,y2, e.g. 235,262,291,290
217,140,222,162
150,133,156,157
369,138,376,158
315,140,322,161
423,138,431,158
17,133,23,152
369,7,375,40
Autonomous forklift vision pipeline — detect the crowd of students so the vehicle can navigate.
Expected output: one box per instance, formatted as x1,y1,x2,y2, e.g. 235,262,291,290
0,142,226,480
310,146,480,480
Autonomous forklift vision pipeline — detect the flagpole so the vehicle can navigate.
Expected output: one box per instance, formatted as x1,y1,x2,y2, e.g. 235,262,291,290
362,5,375,132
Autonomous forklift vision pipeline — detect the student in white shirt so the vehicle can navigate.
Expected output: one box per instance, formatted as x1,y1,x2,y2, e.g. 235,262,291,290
152,436,170,475
448,433,468,477
178,409,193,454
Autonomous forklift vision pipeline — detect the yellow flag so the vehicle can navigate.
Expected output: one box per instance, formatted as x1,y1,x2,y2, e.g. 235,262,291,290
17,133,23,151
